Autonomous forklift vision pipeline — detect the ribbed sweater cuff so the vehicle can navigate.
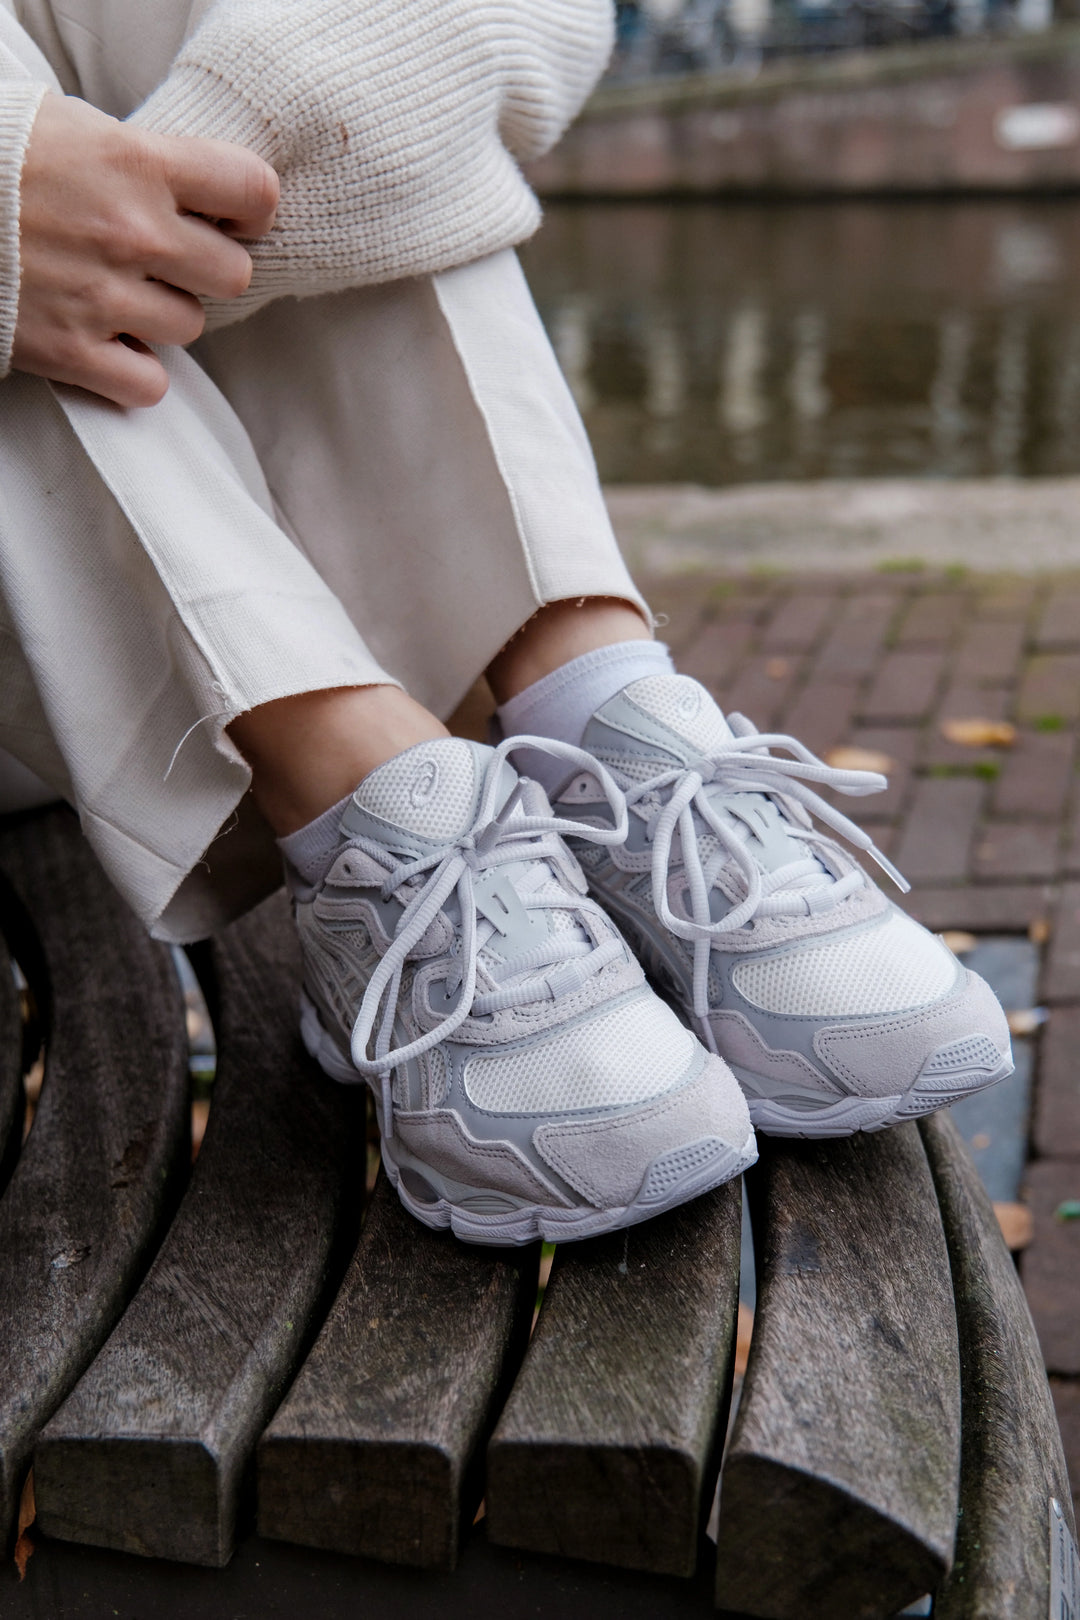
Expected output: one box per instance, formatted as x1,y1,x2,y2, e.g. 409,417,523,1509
0,80,47,378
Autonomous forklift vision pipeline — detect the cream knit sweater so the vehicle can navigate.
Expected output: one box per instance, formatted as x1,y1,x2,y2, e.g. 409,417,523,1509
0,0,612,370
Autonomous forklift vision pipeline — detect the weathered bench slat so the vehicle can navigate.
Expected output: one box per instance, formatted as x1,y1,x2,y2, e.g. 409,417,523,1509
0,888,25,1196
486,1182,742,1578
920,1109,1077,1618
715,1127,962,1619
257,1168,537,1571
0,808,190,1549
34,896,361,1568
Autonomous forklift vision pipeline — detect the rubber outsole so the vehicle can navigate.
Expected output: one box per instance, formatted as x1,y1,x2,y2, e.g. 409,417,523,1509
300,992,757,1245
739,1052,1015,1139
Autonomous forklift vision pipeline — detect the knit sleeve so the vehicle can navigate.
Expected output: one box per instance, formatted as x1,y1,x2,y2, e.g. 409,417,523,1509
0,62,48,379
131,0,613,330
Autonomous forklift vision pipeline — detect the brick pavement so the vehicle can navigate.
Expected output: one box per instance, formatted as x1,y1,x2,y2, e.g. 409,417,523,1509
641,565,1080,1511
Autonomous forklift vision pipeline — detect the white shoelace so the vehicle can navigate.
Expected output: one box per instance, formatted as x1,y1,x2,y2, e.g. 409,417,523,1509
623,713,909,1048
346,737,629,1135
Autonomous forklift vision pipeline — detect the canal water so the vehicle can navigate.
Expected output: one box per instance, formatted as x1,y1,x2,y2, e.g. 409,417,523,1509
520,198,1080,485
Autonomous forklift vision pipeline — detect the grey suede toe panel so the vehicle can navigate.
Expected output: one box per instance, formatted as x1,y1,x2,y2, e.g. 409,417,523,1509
814,969,1012,1097
532,1058,752,1209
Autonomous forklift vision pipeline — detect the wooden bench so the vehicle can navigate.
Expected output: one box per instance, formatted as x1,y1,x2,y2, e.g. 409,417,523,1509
0,804,1075,1619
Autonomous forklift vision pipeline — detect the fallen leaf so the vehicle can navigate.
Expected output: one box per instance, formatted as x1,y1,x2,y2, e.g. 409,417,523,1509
972,1132,991,1150
824,746,895,774
1055,1200,1080,1222
939,718,1017,748
735,1302,754,1379
765,657,789,680
942,931,977,955
993,1202,1034,1252
191,1098,210,1162
1029,917,1052,945
1007,1007,1048,1037
14,1470,34,1580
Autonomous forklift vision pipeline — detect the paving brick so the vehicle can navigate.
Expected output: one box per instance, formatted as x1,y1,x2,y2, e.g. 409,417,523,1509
1044,883,1080,1004
817,593,897,677
861,649,947,723
894,591,971,647
923,681,1011,768
841,726,918,821
1034,587,1080,649
994,729,1077,821
1017,654,1080,726
974,821,1061,882
1049,1378,1080,1519
722,654,802,731
1022,1158,1080,1375
901,884,1056,932
892,776,984,885
677,618,755,696
1034,1007,1080,1161
953,618,1027,684
1066,800,1080,881
975,579,1037,621
760,592,837,653
778,676,859,757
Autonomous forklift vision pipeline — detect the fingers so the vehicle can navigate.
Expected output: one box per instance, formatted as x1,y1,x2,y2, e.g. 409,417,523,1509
150,213,254,302
160,134,279,238
15,332,171,409
116,282,207,349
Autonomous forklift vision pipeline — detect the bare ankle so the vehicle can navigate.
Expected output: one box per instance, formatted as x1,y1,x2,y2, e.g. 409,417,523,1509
228,685,449,836
487,597,650,705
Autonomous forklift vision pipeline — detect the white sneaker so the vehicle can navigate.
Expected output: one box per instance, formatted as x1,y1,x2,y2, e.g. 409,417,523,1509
292,736,756,1243
551,674,1013,1139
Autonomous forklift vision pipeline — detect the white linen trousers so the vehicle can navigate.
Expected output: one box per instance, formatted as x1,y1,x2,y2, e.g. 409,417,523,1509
0,2,644,941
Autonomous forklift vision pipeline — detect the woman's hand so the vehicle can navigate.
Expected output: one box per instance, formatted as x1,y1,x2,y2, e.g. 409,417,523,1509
12,92,279,407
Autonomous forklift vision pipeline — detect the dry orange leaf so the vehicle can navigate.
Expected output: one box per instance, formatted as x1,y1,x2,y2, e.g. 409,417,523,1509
940,718,1017,748
824,745,895,774
14,1470,35,1580
735,1302,754,1379
191,1098,210,1162
765,657,790,681
994,1201,1034,1252
942,931,977,955
1029,917,1052,945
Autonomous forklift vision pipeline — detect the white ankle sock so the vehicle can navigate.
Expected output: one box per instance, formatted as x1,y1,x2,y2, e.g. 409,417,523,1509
496,639,675,795
277,791,354,886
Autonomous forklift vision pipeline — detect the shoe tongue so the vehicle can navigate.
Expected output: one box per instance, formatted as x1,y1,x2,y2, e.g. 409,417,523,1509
341,738,495,852
584,673,734,769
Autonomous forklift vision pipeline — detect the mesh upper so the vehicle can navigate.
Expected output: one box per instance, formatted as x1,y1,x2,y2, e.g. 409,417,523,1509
463,996,695,1114
923,1035,1002,1074
356,739,478,841
622,675,734,756
731,912,956,1017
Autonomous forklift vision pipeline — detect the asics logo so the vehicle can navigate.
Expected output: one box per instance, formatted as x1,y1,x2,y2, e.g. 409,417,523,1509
409,759,439,808
675,682,702,721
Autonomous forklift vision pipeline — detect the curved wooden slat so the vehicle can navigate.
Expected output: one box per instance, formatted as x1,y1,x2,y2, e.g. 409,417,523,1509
257,1170,537,1572
0,807,190,1548
920,1109,1076,1619
715,1126,961,1619
486,1181,742,1578
0,890,25,1197
34,894,361,1567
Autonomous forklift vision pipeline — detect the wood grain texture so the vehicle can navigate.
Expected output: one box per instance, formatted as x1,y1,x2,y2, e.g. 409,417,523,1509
257,1170,537,1571
715,1127,961,1619
0,808,190,1550
0,896,24,1197
921,1109,1076,1619
34,895,361,1568
486,1182,742,1577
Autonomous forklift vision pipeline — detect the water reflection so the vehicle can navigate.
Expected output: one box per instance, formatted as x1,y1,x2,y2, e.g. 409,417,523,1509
520,199,1080,483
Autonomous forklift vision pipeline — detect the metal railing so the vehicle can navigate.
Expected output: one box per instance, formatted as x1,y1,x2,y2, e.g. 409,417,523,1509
608,0,1054,78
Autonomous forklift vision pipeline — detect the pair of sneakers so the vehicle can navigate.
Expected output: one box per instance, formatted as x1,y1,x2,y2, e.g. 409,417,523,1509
290,673,1012,1246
